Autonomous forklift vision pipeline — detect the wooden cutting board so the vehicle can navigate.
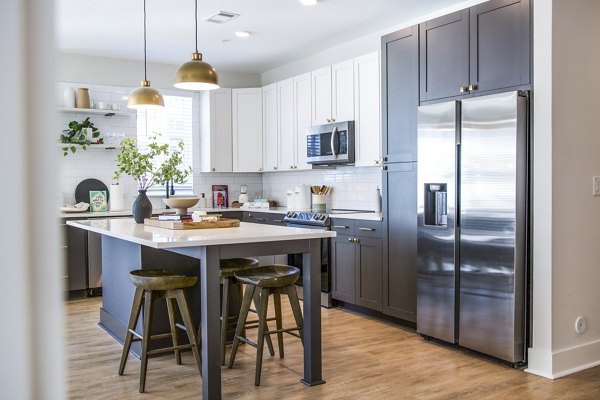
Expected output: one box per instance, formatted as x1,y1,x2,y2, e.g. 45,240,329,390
144,217,240,230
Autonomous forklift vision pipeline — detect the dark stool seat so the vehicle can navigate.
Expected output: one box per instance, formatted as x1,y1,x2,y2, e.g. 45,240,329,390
220,258,259,278
228,264,304,386
233,265,300,288
118,269,201,393
130,269,197,290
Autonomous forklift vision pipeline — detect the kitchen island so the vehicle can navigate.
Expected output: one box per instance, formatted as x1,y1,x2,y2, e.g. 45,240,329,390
67,218,335,400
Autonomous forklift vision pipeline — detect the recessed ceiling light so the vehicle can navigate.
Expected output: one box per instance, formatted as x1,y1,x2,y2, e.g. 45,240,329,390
235,31,251,38
299,0,318,5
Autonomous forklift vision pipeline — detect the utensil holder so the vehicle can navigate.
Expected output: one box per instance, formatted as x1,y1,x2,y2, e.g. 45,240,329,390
312,194,326,212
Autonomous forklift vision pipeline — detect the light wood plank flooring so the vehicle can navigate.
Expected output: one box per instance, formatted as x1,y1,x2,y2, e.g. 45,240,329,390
67,297,600,399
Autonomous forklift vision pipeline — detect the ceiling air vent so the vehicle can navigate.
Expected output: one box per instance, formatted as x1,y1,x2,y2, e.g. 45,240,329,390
205,11,240,24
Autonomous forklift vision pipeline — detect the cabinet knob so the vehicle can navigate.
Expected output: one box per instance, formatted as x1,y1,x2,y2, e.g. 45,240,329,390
212,167,216,172
332,117,336,122
290,165,294,169
459,85,468,93
326,118,331,123
258,168,263,172
348,237,353,243
273,166,278,170
468,84,478,91
354,238,360,243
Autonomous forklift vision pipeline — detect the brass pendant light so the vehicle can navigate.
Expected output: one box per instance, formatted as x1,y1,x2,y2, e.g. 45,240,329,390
174,0,219,91
128,0,164,109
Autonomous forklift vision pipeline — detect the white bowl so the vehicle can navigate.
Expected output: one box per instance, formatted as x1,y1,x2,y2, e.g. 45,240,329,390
163,197,199,215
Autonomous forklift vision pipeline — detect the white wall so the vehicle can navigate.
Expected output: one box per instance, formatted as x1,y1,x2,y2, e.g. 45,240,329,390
528,0,600,379
261,0,487,85
57,52,262,90
550,0,600,376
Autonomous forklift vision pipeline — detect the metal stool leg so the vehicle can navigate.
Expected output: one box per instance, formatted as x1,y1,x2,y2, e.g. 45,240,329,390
139,290,156,393
228,284,255,368
273,292,284,358
118,287,144,375
286,285,304,346
254,287,270,386
166,297,181,365
173,289,202,375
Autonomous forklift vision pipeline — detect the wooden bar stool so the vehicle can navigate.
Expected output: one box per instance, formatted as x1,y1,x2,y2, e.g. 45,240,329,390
227,265,304,386
201,258,275,366
118,269,202,393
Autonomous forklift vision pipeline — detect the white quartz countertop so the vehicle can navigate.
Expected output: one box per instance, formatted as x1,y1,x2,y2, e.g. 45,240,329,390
66,218,336,249
59,207,383,221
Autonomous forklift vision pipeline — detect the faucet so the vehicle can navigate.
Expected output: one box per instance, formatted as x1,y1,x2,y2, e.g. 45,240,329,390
165,178,176,208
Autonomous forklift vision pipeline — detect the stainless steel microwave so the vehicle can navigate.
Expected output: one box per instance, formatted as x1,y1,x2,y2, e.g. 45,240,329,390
306,121,355,165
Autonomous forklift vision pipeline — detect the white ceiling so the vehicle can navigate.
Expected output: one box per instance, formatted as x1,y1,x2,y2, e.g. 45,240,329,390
55,0,464,74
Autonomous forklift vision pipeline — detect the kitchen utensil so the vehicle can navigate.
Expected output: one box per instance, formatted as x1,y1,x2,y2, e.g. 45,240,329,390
75,178,109,204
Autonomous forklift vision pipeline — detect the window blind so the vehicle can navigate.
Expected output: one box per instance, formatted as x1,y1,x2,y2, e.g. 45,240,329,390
137,95,194,195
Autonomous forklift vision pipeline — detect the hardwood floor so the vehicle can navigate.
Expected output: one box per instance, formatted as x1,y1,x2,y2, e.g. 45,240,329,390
67,297,600,399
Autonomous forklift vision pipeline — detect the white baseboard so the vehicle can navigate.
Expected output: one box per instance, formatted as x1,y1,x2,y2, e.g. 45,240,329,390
527,339,600,379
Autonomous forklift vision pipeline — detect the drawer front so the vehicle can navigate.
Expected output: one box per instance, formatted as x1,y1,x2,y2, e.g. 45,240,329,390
243,212,271,224
355,220,384,238
220,211,242,220
331,218,356,235
269,214,287,226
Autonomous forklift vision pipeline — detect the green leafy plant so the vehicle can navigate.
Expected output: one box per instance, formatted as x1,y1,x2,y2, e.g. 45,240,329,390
60,117,103,156
113,137,192,190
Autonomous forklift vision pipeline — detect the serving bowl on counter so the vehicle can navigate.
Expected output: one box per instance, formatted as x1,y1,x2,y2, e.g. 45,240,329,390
162,197,199,215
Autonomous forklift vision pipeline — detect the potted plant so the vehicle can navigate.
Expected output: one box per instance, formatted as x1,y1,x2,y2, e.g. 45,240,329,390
113,137,192,223
60,117,103,156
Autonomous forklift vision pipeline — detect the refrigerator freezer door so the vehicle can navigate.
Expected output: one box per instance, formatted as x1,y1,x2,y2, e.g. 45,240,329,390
458,91,527,362
417,101,459,343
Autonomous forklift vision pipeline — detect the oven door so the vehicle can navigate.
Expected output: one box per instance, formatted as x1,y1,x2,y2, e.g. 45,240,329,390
286,224,330,293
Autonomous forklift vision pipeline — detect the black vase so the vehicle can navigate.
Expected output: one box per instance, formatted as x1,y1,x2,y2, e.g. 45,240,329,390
132,189,152,223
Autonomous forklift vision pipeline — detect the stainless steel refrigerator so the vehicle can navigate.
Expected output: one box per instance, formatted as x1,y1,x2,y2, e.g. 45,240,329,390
416,91,528,363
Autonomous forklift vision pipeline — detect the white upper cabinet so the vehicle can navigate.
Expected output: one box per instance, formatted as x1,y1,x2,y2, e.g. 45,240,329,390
311,60,354,125
294,73,312,171
277,78,295,171
232,88,263,172
332,59,355,123
199,88,232,173
262,83,278,172
311,66,332,125
354,52,381,167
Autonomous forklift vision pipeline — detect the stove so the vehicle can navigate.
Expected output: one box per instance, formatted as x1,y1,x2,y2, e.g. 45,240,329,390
283,209,372,227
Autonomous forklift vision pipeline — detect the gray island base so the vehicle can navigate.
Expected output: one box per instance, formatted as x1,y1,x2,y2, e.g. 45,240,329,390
67,218,335,400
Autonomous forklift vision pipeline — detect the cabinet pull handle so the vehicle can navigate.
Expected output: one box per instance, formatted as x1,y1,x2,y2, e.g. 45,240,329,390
358,227,375,231
61,245,69,249
248,213,253,217
273,219,283,223
256,218,266,222
333,225,350,229
348,237,353,242
468,84,478,91
459,85,468,93
354,238,360,243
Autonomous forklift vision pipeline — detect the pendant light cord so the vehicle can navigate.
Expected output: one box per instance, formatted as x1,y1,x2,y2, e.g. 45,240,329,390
143,0,148,80
194,0,198,53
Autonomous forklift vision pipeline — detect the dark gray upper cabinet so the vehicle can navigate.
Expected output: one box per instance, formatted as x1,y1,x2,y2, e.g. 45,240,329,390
470,0,531,93
381,25,419,163
420,0,531,102
382,162,417,322
419,10,470,102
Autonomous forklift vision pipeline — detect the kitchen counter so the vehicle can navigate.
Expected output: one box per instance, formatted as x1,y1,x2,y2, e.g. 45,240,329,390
67,217,332,399
59,207,384,221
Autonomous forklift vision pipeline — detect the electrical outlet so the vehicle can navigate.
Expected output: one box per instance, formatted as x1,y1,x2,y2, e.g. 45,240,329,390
575,316,587,334
593,177,600,196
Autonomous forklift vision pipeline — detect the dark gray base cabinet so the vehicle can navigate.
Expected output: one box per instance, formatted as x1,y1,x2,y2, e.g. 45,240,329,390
420,0,531,103
382,162,417,322
331,220,383,312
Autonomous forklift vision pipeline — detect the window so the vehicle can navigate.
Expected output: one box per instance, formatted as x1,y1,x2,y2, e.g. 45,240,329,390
137,94,194,195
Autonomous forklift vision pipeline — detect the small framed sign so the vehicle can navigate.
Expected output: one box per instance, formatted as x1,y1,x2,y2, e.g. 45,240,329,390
89,190,108,212
212,185,228,209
